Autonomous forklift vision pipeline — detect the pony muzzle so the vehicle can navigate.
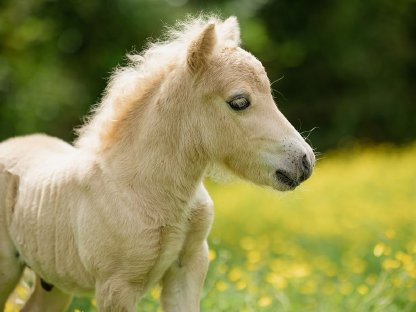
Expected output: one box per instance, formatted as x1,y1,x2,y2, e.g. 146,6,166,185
275,152,315,189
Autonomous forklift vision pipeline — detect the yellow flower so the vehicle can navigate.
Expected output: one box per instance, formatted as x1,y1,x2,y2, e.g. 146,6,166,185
258,296,272,307
265,272,287,289
246,250,261,265
15,285,27,299
382,259,401,270
228,267,243,282
373,242,393,257
208,249,216,261
395,251,415,274
286,263,310,278
216,281,228,292
150,287,161,300
357,284,369,295
5,302,18,312
407,268,416,279
373,243,386,257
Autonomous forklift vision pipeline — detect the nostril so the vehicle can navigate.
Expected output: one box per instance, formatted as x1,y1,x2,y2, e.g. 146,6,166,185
299,154,312,182
302,154,310,172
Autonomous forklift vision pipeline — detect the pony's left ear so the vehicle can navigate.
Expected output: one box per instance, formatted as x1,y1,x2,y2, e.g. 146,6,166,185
187,23,217,73
221,16,241,46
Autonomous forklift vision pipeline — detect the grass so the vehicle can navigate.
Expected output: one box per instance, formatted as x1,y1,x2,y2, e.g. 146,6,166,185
6,143,416,311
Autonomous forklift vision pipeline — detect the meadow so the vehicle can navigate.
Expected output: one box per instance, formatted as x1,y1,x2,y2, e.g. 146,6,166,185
6,144,416,312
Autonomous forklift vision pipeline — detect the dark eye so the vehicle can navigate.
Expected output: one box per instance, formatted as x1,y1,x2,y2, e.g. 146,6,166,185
227,96,250,111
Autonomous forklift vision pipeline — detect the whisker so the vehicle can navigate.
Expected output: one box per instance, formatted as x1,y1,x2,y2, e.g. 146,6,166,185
300,126,320,150
315,155,326,161
270,76,286,103
270,75,285,87
271,88,287,102
300,127,319,140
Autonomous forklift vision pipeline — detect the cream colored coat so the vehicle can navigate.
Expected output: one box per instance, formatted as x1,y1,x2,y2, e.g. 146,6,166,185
0,16,315,312
0,134,213,311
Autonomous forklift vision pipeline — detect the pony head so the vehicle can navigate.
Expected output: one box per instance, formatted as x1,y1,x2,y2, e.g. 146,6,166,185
183,17,315,191
76,16,315,191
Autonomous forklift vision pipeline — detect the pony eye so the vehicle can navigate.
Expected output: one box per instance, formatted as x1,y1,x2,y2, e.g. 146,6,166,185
227,96,250,111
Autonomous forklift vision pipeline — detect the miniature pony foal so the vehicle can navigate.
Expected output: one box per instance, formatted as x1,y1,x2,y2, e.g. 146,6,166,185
0,17,315,311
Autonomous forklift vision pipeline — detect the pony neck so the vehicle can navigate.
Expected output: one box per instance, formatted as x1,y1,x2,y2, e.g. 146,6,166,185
95,79,208,213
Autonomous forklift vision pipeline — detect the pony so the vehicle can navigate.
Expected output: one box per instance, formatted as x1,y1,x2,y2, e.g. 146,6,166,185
0,16,315,311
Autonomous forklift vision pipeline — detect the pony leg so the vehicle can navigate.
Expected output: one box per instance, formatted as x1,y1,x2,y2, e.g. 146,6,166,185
0,246,23,310
0,168,24,310
161,202,213,312
95,279,139,312
161,241,209,312
21,275,72,312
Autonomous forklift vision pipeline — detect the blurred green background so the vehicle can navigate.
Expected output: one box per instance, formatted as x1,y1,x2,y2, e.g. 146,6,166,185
1,0,415,151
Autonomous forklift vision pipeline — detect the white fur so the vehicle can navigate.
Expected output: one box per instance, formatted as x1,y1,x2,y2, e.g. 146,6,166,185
0,16,315,311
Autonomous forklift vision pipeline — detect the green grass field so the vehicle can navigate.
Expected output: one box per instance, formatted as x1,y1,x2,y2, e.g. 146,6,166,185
6,144,416,312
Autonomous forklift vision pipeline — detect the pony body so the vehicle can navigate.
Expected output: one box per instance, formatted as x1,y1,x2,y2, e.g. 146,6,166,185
0,16,315,311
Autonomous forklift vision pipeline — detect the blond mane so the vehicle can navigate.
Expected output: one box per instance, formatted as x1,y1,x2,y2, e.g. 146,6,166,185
75,15,240,152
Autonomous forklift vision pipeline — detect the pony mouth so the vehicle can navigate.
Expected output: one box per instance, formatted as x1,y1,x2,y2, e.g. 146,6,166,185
275,170,300,189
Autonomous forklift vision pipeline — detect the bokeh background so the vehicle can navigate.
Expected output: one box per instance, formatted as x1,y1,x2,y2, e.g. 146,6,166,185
1,0,415,150
1,0,416,311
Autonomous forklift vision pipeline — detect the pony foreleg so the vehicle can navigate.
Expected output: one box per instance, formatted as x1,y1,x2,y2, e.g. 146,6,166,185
21,275,72,312
0,245,23,311
0,168,24,310
161,240,209,312
95,279,140,312
161,201,213,312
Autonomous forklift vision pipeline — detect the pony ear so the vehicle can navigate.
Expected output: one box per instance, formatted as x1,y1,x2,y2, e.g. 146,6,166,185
221,16,241,46
187,23,217,72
